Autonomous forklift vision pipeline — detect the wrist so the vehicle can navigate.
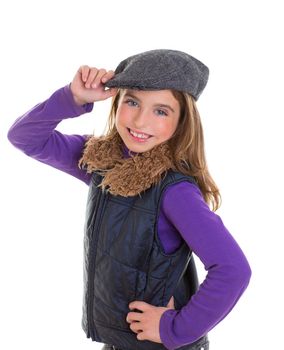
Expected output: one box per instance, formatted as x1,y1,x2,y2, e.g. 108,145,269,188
64,84,94,115
69,83,87,106
73,95,87,106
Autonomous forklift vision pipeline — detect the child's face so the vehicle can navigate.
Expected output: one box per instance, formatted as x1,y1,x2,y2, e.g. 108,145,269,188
115,89,180,153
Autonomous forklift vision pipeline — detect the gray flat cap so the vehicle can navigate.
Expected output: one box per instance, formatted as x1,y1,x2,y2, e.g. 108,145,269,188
105,49,209,100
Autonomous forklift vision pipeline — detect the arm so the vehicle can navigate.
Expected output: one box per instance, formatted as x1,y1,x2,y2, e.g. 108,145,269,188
159,181,252,350
7,84,94,185
7,66,118,185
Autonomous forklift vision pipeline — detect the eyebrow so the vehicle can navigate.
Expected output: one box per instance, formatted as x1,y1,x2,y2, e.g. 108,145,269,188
123,92,176,113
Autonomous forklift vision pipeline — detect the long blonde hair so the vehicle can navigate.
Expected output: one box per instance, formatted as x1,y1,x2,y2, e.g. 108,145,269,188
103,89,222,212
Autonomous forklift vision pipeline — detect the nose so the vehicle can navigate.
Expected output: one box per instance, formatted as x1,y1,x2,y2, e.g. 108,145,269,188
132,108,149,129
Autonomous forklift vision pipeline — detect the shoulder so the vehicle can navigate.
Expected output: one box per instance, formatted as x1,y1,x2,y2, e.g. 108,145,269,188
159,171,200,196
161,180,211,220
163,179,203,203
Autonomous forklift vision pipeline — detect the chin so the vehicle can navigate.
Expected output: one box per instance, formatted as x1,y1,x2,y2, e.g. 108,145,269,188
126,141,154,153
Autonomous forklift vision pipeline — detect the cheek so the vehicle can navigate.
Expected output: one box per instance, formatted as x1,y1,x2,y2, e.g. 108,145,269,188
116,106,131,125
155,120,178,138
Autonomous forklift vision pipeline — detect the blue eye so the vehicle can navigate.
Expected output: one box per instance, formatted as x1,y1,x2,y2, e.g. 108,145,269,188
155,109,168,117
125,99,138,107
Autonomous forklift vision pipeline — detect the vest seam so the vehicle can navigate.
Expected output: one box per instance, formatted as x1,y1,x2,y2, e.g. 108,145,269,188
97,248,147,272
94,296,134,329
161,255,174,304
108,197,155,214
153,171,196,258
95,320,133,333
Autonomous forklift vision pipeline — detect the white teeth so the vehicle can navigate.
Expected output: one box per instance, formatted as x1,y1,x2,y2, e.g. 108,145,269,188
129,129,150,139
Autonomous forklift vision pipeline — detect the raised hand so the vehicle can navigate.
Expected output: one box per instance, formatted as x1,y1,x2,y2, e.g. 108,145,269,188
70,65,118,105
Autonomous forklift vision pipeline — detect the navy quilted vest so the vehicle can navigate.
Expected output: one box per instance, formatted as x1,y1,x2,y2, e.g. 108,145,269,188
81,170,208,350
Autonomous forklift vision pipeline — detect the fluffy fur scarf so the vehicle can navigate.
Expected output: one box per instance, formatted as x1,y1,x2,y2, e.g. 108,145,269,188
78,132,175,197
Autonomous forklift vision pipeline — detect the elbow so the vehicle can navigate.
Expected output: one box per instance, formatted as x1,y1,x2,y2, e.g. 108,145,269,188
214,255,252,294
7,121,23,147
7,123,33,154
230,258,252,292
243,260,252,289
7,126,16,145
239,252,252,288
7,125,21,149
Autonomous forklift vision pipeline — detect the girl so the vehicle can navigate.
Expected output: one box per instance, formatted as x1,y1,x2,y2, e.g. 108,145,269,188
7,49,251,350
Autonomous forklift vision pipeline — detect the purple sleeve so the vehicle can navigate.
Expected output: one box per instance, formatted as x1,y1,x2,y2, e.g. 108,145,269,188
7,84,93,185
159,181,252,350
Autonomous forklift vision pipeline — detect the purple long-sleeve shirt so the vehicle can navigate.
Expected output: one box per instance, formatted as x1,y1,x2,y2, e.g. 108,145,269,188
7,85,251,350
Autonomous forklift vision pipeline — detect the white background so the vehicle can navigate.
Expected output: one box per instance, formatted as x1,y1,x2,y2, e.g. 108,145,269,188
1,1,283,349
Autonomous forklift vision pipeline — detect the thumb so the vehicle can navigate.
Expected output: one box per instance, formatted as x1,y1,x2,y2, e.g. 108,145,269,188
101,87,118,100
166,296,175,309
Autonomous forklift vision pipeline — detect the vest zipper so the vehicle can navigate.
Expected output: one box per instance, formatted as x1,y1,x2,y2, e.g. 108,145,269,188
87,189,107,340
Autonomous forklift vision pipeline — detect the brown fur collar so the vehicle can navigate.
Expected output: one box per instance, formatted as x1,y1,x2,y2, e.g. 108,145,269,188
78,131,174,197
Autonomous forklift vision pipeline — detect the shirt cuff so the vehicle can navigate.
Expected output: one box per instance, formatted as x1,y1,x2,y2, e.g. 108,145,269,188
159,309,180,350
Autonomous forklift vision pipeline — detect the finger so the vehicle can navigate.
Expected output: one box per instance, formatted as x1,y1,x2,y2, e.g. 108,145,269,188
101,87,118,100
126,311,143,323
92,68,107,87
85,67,99,88
130,321,143,333
129,301,149,311
101,70,115,83
79,65,90,83
137,331,145,340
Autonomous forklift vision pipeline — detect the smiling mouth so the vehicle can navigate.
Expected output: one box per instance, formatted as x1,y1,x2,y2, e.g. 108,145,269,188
127,128,153,139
